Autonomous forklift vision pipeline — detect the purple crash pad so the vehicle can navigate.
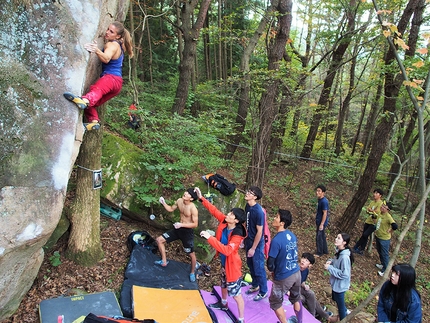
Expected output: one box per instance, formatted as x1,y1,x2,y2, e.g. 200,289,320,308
201,281,320,323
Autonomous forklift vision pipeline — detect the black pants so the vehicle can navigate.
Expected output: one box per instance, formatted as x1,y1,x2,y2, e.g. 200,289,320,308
354,223,376,251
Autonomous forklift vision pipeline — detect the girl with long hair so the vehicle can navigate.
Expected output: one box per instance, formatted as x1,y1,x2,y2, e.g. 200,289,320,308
377,263,422,322
324,232,354,322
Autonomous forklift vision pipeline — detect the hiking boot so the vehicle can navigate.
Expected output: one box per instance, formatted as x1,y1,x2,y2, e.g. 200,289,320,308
375,264,383,270
245,286,259,294
84,122,100,131
253,292,267,301
208,301,228,311
63,92,88,109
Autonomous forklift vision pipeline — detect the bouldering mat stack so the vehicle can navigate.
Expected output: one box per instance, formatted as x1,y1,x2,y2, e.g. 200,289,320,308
39,291,122,323
132,286,213,323
120,244,199,318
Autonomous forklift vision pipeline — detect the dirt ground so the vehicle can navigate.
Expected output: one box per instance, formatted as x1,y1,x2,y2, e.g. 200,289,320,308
3,164,428,323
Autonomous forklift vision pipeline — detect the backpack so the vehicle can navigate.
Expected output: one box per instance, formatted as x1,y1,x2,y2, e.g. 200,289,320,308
202,173,236,196
262,208,271,259
83,313,156,323
126,231,157,253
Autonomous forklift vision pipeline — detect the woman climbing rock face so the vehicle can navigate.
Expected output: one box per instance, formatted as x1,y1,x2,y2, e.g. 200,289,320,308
64,21,134,131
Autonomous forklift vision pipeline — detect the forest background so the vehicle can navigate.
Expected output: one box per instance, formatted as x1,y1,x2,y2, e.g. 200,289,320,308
89,0,430,319
5,0,430,321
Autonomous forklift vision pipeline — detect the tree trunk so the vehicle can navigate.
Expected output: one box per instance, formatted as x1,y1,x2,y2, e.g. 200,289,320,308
335,54,357,156
300,0,358,159
172,0,212,115
67,40,105,264
224,6,274,159
338,0,423,233
388,110,417,186
66,127,104,266
267,86,290,164
351,92,368,156
361,80,383,156
246,0,292,188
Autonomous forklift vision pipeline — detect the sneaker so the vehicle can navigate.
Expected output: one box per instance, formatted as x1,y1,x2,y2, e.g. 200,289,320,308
189,273,196,282
346,309,351,315
287,316,298,323
375,264,383,270
208,301,228,311
326,311,333,317
323,306,327,311
63,92,88,109
246,286,259,294
378,270,384,277
154,259,169,267
84,122,100,131
253,292,267,301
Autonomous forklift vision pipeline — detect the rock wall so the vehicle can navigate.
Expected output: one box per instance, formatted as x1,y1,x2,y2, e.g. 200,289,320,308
0,0,127,319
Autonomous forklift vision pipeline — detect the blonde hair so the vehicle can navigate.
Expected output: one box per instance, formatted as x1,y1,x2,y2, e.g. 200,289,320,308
111,21,134,58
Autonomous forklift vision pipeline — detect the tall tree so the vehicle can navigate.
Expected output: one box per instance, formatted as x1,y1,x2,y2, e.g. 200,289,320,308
172,0,212,115
338,0,424,233
246,0,293,188
300,0,359,159
224,5,275,159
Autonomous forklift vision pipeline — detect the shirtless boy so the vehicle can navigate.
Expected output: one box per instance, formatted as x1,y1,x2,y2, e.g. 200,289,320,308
155,188,199,282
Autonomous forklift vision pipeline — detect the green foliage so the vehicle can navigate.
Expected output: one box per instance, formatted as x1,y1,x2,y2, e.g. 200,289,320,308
346,280,373,306
196,242,211,254
49,251,62,267
129,112,226,207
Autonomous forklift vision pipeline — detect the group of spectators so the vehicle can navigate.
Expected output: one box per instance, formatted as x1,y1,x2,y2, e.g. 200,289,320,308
153,184,422,323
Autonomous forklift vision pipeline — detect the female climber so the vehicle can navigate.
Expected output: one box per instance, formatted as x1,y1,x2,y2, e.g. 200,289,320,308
64,21,133,130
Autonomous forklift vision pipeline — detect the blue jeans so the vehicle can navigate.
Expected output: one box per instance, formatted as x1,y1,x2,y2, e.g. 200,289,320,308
332,291,347,320
375,237,390,272
245,239,267,294
316,228,328,256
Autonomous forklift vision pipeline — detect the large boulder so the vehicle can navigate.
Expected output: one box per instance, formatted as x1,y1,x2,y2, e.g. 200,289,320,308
0,0,127,319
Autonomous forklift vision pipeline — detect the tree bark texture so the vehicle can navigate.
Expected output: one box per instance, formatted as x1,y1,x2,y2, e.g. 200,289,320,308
246,0,292,188
67,126,104,266
300,0,358,159
172,0,212,115
224,6,274,159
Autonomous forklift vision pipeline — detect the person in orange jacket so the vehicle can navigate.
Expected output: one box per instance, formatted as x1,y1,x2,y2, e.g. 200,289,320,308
195,187,247,323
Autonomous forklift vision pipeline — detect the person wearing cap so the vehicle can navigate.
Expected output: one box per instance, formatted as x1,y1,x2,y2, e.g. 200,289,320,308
243,185,268,301
353,188,384,255
374,202,397,277
196,187,247,323
155,188,199,282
